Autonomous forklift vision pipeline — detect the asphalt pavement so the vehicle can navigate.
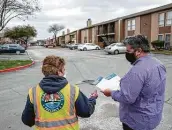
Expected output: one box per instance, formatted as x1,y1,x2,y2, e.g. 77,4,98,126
0,46,172,130
0,52,30,61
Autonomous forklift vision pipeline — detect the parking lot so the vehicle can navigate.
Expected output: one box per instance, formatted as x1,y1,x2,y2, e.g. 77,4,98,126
0,46,172,130
0,52,30,61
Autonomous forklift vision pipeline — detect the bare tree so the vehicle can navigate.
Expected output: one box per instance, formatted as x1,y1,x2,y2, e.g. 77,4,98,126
0,0,40,31
48,24,65,45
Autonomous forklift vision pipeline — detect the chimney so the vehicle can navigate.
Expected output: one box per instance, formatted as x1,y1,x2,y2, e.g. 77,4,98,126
87,19,92,27
67,29,70,34
62,31,65,35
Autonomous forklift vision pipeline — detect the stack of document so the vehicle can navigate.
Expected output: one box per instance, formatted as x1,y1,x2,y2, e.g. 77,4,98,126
93,73,121,91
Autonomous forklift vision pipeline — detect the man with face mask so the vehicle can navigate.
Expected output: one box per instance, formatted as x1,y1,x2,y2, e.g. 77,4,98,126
101,35,166,130
22,55,98,130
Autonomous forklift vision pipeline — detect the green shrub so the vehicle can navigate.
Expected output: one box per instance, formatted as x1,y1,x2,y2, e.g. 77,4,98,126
151,40,164,50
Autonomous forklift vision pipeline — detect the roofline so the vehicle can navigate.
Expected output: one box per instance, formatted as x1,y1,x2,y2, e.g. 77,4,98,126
79,25,96,31
79,3,172,27
95,18,120,26
56,3,172,37
60,30,78,37
121,3,172,20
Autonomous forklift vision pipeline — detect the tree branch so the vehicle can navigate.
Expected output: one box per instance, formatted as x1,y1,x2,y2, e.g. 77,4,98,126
0,0,40,31
1,13,26,31
0,0,7,26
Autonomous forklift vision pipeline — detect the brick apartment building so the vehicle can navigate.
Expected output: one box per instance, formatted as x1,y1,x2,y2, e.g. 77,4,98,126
71,19,96,44
122,3,172,46
58,30,81,45
58,3,172,48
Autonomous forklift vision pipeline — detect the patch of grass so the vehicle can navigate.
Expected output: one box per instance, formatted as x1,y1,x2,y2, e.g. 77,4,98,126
151,50,172,55
0,60,32,70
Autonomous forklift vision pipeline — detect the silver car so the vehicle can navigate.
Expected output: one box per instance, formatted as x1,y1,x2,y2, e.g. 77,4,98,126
78,43,100,51
104,43,126,55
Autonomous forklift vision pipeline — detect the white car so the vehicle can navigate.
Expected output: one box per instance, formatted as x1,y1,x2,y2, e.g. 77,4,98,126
78,43,101,51
104,43,126,54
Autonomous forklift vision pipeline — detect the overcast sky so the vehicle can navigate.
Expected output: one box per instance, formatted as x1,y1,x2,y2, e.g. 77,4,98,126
7,0,172,40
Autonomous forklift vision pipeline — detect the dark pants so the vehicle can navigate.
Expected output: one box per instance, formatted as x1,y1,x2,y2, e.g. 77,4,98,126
122,123,134,130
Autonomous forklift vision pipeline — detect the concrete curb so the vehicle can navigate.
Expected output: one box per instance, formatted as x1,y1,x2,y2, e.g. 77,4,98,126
0,51,35,73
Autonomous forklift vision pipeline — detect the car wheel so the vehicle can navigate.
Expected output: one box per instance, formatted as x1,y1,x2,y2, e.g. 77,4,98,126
96,47,99,50
114,50,119,55
83,47,87,51
16,51,20,55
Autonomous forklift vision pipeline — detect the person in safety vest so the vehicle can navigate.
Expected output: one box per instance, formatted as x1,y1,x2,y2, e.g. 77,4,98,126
22,55,98,130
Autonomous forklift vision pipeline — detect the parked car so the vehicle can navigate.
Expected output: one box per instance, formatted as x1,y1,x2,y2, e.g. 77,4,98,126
0,44,25,54
104,42,126,54
44,43,55,48
68,43,80,50
78,43,101,51
0,44,3,53
20,44,28,50
0,44,3,49
65,43,71,48
60,44,66,48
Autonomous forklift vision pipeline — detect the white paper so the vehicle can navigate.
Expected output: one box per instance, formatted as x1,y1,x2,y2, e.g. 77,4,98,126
96,73,121,91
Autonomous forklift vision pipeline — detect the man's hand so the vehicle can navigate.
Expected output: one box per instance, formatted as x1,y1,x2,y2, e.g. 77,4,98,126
101,89,112,97
90,90,98,99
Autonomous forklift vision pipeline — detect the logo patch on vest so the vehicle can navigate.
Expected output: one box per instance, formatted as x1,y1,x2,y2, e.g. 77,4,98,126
41,92,64,113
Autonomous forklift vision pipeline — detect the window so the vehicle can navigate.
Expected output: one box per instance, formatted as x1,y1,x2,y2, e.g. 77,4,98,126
166,11,172,26
127,19,135,31
84,37,87,43
158,34,163,41
165,34,171,43
116,43,125,47
9,45,17,48
131,19,135,30
127,21,131,31
91,44,96,46
159,13,164,26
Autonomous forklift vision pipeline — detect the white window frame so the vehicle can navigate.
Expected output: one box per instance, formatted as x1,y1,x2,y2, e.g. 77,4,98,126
158,13,165,27
127,19,135,31
131,19,136,30
127,20,131,31
166,11,172,26
158,34,164,41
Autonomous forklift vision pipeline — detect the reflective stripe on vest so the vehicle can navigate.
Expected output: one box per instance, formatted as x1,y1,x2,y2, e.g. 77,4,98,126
35,116,78,128
32,85,78,128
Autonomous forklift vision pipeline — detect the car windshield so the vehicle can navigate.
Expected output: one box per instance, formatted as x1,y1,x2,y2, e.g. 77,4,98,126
116,43,125,46
110,43,116,46
2,44,8,47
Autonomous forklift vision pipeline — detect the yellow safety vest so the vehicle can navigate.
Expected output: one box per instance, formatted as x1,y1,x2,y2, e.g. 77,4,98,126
29,83,80,130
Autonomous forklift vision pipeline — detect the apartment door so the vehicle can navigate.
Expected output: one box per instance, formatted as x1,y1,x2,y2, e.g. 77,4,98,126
158,34,163,41
165,34,171,49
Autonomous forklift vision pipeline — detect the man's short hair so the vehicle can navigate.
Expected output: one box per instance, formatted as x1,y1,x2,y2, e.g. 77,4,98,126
42,55,65,76
124,35,150,52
